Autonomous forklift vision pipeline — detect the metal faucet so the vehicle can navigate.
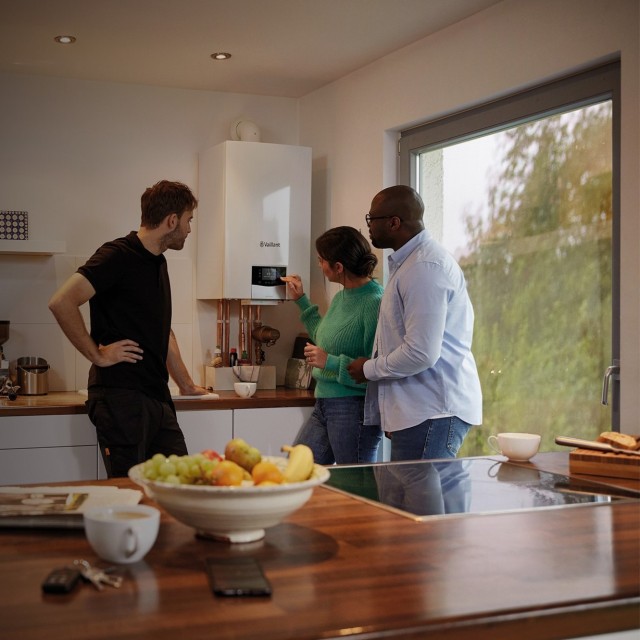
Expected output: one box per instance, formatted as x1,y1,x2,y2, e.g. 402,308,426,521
601,359,620,405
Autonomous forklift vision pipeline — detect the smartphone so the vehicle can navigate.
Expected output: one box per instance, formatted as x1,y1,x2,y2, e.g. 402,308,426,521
205,557,272,597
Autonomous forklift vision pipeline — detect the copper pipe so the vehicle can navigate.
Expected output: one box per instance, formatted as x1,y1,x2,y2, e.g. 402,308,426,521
239,303,245,362
223,299,231,366
216,300,224,355
252,305,262,364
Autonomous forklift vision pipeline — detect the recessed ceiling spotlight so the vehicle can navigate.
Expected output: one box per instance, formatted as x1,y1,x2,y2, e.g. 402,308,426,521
54,35,77,44
210,52,231,60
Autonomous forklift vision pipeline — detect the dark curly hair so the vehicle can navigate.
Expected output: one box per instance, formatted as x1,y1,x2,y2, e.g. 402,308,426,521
316,226,377,278
140,180,198,229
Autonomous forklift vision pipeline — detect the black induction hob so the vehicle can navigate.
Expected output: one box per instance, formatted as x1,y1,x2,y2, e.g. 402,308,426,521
323,457,640,521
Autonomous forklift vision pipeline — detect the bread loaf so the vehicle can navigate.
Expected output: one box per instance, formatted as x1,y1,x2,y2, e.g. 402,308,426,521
597,431,640,451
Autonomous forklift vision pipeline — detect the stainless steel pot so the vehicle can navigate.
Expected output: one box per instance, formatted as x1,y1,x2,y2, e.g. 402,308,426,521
17,356,49,395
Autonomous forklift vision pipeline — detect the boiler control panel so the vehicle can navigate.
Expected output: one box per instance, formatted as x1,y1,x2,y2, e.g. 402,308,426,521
251,266,287,300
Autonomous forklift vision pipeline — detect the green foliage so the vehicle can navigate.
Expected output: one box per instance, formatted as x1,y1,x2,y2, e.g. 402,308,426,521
457,103,613,457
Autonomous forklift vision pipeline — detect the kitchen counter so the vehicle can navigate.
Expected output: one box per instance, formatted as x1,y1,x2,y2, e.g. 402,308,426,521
0,388,315,417
0,452,638,640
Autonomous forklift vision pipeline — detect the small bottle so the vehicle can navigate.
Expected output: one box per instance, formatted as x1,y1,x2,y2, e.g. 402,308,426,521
212,346,223,368
239,350,250,365
229,348,238,368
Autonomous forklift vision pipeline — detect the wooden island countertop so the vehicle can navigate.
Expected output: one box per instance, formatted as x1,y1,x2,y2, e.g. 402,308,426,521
0,452,638,640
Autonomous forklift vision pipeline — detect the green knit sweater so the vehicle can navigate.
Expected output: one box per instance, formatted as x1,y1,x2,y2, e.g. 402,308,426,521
295,279,383,398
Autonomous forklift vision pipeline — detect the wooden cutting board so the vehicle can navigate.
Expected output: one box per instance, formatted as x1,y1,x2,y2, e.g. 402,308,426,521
569,448,640,480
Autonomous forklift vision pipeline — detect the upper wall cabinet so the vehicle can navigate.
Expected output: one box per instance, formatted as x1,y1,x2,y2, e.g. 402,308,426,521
196,141,311,301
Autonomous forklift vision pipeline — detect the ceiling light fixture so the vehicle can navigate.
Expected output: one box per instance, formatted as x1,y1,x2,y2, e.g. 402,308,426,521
210,52,231,60
54,35,77,44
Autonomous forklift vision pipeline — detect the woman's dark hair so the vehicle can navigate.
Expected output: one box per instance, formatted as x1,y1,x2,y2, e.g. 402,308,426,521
316,226,377,278
140,180,198,228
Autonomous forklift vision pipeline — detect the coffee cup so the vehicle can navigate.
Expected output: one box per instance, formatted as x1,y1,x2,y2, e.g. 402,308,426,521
83,504,160,564
488,432,541,462
234,382,257,398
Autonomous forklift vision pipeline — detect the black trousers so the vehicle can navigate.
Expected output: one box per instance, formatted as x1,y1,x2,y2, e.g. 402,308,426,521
86,388,187,478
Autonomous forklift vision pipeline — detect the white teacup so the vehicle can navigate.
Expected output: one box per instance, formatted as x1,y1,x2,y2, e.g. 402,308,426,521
488,432,541,462
234,382,257,398
83,504,160,564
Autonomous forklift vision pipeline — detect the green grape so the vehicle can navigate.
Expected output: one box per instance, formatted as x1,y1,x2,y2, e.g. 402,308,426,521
164,474,180,484
175,460,190,477
151,453,166,466
159,461,177,477
144,466,159,481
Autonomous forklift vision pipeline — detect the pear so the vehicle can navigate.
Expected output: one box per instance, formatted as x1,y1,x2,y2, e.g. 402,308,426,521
224,438,262,472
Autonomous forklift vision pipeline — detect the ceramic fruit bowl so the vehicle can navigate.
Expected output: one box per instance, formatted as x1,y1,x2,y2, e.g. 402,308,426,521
129,457,329,543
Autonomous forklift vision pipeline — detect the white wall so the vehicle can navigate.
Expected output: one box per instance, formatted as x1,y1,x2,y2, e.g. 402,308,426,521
298,0,640,429
1,0,638,422
0,73,306,389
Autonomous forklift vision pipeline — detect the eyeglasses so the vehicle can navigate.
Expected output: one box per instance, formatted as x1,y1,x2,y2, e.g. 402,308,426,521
365,214,402,226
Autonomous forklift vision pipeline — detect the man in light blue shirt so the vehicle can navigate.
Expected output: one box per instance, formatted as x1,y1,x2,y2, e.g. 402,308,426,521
348,185,482,461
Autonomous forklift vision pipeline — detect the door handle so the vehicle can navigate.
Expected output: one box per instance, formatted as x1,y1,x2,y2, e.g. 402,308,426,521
601,360,620,406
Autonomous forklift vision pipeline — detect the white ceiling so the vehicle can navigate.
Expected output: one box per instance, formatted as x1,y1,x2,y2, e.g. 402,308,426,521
0,0,502,98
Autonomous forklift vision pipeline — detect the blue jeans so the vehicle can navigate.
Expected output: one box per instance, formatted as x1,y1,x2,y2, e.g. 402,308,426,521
390,416,471,462
293,397,382,465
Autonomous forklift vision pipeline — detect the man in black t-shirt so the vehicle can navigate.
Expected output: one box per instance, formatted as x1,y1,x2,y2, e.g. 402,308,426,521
49,180,209,477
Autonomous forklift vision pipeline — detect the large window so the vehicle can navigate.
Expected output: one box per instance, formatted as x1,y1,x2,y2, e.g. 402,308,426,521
399,63,620,456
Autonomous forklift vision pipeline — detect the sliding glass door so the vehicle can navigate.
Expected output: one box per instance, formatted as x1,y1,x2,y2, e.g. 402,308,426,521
399,63,620,455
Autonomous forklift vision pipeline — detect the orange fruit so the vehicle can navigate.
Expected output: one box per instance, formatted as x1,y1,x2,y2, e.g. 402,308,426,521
207,460,244,486
251,461,285,485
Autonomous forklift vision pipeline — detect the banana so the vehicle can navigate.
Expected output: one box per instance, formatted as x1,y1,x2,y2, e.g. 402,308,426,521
281,444,315,482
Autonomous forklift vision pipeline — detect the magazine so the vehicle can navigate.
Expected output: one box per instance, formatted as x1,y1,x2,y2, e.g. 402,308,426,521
0,485,143,529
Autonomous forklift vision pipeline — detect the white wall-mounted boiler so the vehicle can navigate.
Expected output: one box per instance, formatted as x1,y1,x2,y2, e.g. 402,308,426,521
196,141,311,301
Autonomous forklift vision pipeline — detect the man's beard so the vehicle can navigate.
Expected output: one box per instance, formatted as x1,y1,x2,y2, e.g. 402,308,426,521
369,235,383,249
163,228,186,251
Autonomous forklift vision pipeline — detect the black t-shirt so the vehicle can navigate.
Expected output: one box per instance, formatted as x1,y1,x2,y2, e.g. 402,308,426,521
78,231,172,402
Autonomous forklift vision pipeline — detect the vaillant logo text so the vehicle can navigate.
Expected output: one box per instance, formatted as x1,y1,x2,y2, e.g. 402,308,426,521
260,241,281,247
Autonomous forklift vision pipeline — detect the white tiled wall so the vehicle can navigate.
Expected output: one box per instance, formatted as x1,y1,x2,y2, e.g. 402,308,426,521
0,252,197,392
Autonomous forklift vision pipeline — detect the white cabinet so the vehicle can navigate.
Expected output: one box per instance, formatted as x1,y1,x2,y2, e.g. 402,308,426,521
176,409,233,455
0,446,98,485
233,406,313,457
196,141,311,301
0,414,99,485
0,406,307,484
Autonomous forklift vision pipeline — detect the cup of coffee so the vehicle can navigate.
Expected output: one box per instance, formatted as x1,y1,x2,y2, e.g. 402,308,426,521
488,432,541,462
234,382,257,398
83,504,160,564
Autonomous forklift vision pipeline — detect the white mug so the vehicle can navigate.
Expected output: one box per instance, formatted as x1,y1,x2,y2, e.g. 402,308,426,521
83,504,160,564
234,382,257,398
488,432,541,462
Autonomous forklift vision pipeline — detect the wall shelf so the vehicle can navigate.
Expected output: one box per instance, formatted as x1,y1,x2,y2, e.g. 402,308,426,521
0,240,66,255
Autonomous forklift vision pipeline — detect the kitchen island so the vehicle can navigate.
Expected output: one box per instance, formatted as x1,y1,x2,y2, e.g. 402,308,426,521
0,452,638,640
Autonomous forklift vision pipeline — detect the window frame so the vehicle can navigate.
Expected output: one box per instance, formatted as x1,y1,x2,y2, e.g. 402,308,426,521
398,61,621,427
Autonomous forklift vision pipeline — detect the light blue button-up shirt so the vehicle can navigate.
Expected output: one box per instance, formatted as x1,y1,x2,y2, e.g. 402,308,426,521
363,230,482,431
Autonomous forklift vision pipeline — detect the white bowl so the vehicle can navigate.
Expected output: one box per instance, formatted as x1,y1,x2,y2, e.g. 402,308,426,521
128,457,330,543
233,381,257,397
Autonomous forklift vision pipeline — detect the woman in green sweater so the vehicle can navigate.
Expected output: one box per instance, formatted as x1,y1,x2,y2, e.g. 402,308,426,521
282,226,383,464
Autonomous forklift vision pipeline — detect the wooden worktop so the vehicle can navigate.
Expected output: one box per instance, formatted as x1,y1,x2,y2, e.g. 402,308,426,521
0,453,638,640
0,389,315,417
